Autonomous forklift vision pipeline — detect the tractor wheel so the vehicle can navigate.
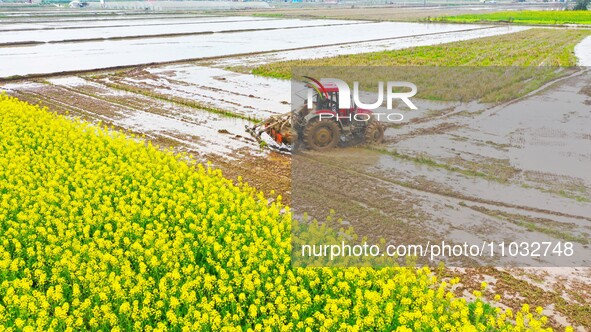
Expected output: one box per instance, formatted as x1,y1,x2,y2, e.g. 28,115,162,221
364,121,384,145
302,120,340,151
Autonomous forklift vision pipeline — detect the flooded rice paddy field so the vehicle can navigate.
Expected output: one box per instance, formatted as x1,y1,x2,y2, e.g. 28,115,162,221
0,17,362,44
1,12,590,330
0,15,262,31
0,17,506,78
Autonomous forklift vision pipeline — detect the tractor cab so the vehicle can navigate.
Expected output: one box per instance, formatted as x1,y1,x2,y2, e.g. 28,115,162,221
314,83,339,111
310,82,378,130
312,82,356,120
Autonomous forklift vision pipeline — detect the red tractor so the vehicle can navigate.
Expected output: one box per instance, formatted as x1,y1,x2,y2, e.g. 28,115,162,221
247,82,385,153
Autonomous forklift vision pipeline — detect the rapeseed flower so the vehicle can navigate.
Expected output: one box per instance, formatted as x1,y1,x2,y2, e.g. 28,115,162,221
0,95,555,331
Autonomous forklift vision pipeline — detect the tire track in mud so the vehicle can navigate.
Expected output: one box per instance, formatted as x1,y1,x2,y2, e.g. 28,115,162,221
293,151,590,268
299,151,590,223
7,90,87,120
10,86,121,124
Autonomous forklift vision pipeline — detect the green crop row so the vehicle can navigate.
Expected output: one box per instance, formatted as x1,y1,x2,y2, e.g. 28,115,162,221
433,10,591,25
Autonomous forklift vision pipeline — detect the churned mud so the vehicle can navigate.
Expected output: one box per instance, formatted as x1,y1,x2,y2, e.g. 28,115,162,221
288,69,591,330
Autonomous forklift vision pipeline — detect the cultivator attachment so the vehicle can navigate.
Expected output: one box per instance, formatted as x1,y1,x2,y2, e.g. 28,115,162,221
246,113,294,154
247,81,386,153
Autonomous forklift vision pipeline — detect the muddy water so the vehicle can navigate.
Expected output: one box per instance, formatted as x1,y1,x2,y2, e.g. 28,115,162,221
383,70,591,201
0,21,492,78
372,149,591,219
104,65,291,120
481,78,591,179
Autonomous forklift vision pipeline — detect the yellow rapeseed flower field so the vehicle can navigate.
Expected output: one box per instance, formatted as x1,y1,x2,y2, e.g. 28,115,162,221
0,95,551,331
